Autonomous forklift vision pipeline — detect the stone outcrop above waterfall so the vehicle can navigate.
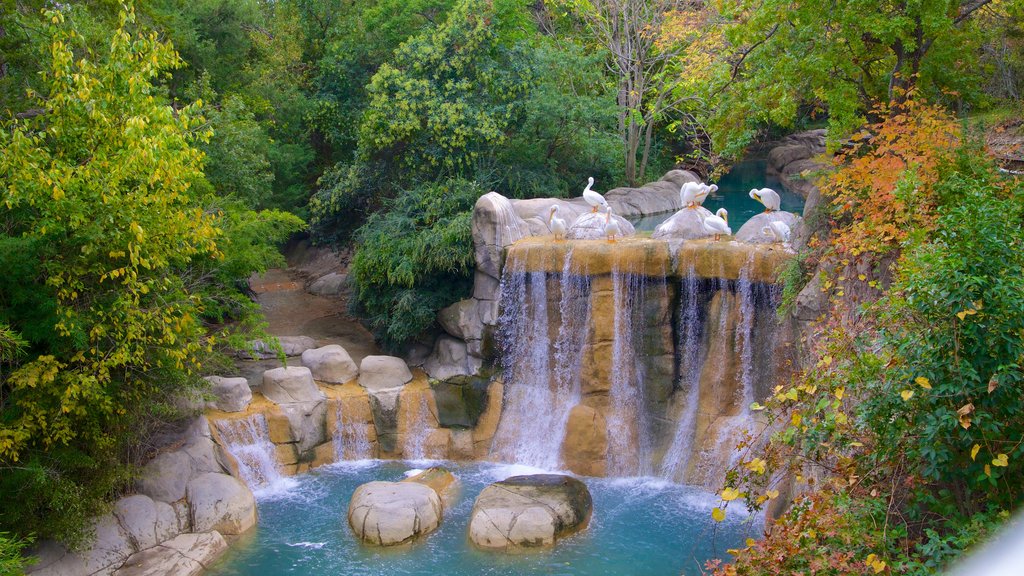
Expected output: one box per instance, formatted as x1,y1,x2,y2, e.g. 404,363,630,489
505,236,792,283
358,355,413,393
347,481,444,546
651,206,716,240
423,335,482,381
203,376,252,413
735,211,802,244
426,170,700,381
566,211,636,240
468,475,592,551
302,345,359,384
262,366,324,404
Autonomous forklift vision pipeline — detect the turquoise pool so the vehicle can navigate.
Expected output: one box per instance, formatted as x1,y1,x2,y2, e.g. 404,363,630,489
206,461,760,576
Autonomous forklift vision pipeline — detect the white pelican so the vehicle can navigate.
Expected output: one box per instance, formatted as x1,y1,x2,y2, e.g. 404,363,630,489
548,205,567,240
583,177,610,213
680,182,705,208
604,209,621,242
703,208,731,241
761,220,792,243
749,188,781,212
694,183,718,207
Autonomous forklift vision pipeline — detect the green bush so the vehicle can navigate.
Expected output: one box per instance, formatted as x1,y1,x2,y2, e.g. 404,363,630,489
349,178,481,349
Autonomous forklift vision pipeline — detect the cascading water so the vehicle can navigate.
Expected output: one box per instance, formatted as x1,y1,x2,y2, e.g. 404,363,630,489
333,403,372,461
659,266,704,480
401,391,434,460
605,264,655,477
491,246,589,470
215,414,287,491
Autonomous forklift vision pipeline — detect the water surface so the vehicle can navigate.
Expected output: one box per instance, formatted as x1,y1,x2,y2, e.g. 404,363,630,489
207,461,759,576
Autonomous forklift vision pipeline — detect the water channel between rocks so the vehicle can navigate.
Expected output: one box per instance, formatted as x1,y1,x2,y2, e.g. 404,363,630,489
206,461,758,576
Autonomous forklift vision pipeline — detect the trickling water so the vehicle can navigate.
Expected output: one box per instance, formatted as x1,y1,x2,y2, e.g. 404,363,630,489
401,391,434,460
735,262,756,411
659,266,703,480
216,414,286,491
333,403,372,461
492,247,587,470
606,265,655,477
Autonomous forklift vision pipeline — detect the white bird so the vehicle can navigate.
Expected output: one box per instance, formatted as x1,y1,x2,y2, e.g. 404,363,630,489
761,220,792,243
694,183,718,207
749,188,781,212
703,208,731,241
604,209,621,242
548,205,567,240
583,177,610,213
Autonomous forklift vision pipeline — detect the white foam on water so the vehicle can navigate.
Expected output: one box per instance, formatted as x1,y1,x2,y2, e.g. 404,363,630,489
286,541,326,550
403,468,425,477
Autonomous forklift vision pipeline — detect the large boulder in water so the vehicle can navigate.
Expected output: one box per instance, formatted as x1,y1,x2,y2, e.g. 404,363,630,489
734,211,801,244
347,481,443,546
468,474,592,551
566,211,636,240
650,206,716,240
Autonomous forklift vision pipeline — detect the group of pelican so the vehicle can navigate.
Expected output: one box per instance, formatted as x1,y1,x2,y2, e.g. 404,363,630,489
547,177,622,241
547,177,791,243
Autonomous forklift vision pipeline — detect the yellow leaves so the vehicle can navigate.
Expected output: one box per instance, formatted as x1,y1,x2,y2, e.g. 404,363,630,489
900,390,914,401
834,386,845,400
745,458,767,475
835,412,848,425
971,444,980,461
745,537,756,547
749,402,766,411
993,453,1009,467
865,554,887,573
721,487,741,501
957,403,975,430
915,376,931,389
712,507,726,522
791,412,803,426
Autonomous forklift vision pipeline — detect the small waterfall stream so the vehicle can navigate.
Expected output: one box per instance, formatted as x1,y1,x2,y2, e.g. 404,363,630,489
215,414,287,491
333,403,372,461
401,391,434,460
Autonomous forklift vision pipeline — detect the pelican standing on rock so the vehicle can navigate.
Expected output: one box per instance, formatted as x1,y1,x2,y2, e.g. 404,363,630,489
695,183,718,207
604,209,621,242
583,177,610,213
548,204,567,240
762,220,791,243
703,208,731,241
680,182,705,208
749,188,781,212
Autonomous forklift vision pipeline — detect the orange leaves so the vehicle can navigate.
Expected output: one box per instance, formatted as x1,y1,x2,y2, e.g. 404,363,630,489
957,402,975,430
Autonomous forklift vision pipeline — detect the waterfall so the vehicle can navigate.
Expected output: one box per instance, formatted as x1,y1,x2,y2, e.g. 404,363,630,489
491,246,587,470
333,403,372,461
401,391,433,460
215,414,286,491
659,266,703,480
605,265,655,477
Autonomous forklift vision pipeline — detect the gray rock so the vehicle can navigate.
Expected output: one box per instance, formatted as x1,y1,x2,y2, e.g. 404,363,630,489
186,473,257,535
308,272,347,296
650,207,714,240
358,356,413,393
27,514,134,576
301,345,358,384
768,144,811,172
183,436,226,476
347,481,443,546
472,192,528,279
113,495,179,552
137,451,192,503
261,366,324,404
279,336,317,356
734,211,802,244
113,531,228,576
423,336,482,381
278,400,328,454
468,474,592,551
566,211,636,240
795,270,827,322
203,376,252,413
437,299,481,341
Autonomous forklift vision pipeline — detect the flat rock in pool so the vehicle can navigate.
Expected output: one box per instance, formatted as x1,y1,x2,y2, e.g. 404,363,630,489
468,474,592,551
347,480,443,546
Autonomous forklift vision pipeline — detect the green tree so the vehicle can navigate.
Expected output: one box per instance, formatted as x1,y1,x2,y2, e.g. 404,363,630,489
0,7,301,544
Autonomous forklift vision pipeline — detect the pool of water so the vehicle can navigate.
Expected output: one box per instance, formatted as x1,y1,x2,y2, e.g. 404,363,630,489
207,461,759,576
630,157,804,233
